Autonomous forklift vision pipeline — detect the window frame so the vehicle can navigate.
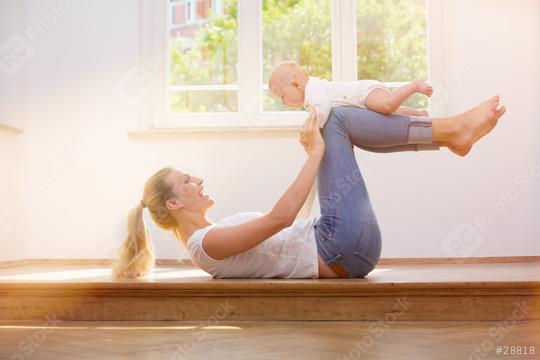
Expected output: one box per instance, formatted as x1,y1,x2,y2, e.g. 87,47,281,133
186,0,195,23
135,0,445,132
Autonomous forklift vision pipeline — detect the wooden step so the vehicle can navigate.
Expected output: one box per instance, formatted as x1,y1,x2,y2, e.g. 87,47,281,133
0,261,539,321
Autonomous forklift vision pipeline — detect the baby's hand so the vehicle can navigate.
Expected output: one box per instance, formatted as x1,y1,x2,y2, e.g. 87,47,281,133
416,81,433,97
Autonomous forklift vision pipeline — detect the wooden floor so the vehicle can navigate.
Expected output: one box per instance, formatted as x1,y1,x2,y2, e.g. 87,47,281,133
0,261,539,321
0,320,538,360
0,260,538,284
0,261,539,359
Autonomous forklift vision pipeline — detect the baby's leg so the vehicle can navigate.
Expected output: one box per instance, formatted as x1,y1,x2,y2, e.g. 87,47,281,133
364,80,433,114
394,106,428,116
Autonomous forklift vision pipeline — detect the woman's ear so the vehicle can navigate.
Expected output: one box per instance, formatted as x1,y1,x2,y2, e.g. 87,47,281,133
166,198,184,211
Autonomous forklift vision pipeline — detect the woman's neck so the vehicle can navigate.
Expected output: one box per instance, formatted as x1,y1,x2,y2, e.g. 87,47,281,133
176,214,214,245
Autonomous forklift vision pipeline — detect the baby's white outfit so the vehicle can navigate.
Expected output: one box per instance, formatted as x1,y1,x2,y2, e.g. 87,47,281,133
304,76,388,127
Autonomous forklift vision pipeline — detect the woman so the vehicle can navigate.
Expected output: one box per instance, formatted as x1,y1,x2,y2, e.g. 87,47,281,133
113,96,506,279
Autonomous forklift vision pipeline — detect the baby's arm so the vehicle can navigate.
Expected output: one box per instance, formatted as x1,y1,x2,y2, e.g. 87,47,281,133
305,82,331,128
364,80,433,115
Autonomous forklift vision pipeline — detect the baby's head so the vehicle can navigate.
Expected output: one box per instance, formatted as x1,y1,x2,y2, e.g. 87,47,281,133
268,61,309,107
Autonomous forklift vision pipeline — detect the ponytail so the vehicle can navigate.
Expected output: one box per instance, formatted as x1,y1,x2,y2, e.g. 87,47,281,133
112,203,155,279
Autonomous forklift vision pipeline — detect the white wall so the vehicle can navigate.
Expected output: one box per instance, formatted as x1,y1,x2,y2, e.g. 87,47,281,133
0,0,24,131
0,0,25,261
367,0,540,257
2,0,539,261
0,131,25,261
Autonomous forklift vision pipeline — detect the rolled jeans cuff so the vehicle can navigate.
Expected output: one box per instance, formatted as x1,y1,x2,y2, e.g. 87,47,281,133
406,116,440,151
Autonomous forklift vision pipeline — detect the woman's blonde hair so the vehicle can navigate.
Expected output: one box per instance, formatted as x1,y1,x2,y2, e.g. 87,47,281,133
112,167,182,279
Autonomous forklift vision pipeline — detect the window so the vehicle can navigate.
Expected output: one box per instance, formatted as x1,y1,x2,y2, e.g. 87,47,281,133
169,0,238,113
140,0,442,130
262,0,332,112
356,0,428,109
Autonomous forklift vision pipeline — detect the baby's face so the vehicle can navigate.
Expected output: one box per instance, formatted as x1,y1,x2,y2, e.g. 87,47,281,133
278,84,304,107
271,77,305,108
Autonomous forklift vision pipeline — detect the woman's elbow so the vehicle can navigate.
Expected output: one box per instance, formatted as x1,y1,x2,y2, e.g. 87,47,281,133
268,211,295,229
281,215,295,228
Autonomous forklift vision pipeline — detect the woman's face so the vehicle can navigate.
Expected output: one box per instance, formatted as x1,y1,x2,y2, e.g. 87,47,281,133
167,169,215,212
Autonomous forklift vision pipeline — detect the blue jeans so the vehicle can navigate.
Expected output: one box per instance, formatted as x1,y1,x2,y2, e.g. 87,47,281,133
314,107,440,278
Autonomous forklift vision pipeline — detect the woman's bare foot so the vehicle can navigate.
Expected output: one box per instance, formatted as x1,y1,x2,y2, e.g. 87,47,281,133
444,96,506,156
415,80,433,97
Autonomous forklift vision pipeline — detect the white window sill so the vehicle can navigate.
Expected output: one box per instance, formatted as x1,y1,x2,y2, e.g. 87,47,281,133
134,111,308,136
127,125,301,138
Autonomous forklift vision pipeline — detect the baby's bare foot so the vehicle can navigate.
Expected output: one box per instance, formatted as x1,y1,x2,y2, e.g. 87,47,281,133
446,96,506,156
415,80,433,97
417,109,429,116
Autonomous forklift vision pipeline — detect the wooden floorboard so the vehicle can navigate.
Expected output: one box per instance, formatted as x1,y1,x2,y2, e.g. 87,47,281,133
0,262,539,321
0,320,538,360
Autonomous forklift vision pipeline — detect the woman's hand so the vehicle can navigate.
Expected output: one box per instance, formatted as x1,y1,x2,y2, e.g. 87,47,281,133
299,109,325,156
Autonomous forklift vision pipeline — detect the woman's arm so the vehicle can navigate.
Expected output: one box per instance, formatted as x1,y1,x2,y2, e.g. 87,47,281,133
296,180,317,219
202,112,324,261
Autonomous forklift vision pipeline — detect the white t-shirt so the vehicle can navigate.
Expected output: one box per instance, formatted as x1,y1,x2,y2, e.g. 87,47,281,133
186,212,319,279
304,76,387,128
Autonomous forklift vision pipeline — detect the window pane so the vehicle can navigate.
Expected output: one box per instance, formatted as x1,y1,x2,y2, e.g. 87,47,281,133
169,0,238,112
262,0,332,112
387,87,427,109
170,90,237,113
262,88,286,112
357,0,428,108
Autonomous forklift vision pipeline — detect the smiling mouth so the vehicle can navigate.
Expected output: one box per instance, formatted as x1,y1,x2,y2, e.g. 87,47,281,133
199,187,208,197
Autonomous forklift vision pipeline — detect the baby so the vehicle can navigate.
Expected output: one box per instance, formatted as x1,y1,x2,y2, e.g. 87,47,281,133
268,61,434,128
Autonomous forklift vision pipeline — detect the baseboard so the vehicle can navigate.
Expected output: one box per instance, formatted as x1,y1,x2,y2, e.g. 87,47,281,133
0,256,538,269
0,258,194,268
0,259,32,269
377,256,540,265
